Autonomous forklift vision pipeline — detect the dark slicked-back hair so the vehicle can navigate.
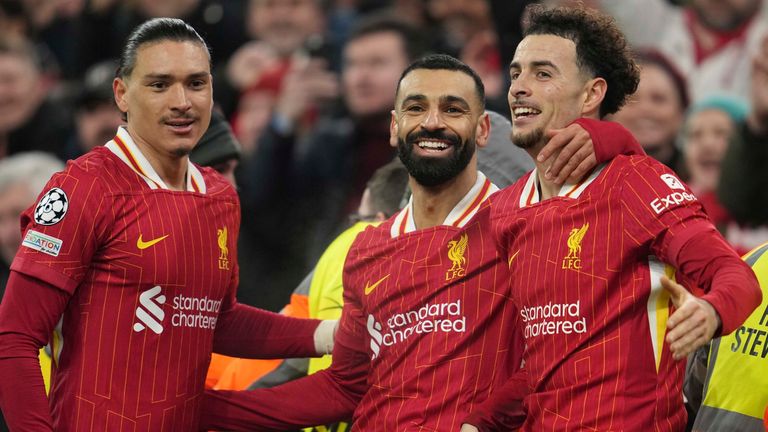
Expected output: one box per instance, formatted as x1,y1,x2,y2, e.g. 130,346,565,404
366,158,409,218
396,54,485,107
524,5,640,117
117,17,210,79
347,13,429,63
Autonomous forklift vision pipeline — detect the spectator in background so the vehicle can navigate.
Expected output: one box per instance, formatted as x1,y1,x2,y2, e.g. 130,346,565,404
74,0,247,78
0,152,63,293
214,0,337,127
236,14,426,311
718,36,768,234
596,0,768,102
611,51,689,177
0,37,72,160
63,59,124,160
427,0,505,110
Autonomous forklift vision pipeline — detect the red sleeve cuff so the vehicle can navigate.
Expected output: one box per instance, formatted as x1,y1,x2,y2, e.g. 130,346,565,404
572,118,644,163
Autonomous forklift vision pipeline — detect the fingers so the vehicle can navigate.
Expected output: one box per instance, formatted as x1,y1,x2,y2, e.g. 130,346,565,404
539,124,596,184
660,275,687,306
665,296,720,361
537,127,569,163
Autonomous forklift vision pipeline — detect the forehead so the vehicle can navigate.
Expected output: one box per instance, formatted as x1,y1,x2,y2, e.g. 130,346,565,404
132,40,210,76
397,68,480,105
511,34,578,69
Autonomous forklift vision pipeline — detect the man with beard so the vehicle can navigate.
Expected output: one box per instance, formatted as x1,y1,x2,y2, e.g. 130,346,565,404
199,54,642,431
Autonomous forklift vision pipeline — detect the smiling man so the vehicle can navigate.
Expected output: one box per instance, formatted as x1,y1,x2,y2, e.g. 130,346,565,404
199,53,645,431
479,6,762,431
0,18,332,431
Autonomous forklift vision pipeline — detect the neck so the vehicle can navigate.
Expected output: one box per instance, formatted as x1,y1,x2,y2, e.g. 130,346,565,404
127,127,188,191
526,146,560,201
410,167,478,229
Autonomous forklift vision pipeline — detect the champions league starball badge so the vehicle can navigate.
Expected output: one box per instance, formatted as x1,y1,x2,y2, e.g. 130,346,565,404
34,188,69,226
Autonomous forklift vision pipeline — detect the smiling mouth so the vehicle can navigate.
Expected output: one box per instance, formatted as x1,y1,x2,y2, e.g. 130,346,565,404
416,139,451,152
512,106,541,119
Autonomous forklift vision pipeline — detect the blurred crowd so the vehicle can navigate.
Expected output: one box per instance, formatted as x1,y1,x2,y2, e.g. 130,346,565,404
0,0,766,314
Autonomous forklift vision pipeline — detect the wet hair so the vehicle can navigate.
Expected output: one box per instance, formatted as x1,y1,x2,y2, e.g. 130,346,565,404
346,13,429,63
117,17,210,79
524,5,640,117
397,54,485,107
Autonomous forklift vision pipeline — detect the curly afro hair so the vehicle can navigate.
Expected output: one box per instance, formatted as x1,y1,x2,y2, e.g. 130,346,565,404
524,5,640,117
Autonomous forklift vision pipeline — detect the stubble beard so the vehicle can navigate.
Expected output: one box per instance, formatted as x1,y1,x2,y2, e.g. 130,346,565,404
512,126,545,150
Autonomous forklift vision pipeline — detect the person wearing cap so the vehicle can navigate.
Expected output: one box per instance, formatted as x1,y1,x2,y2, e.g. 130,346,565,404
190,110,242,186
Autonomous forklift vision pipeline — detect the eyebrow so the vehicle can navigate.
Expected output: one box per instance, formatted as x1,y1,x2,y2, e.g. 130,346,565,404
509,60,561,73
142,71,210,80
400,94,472,109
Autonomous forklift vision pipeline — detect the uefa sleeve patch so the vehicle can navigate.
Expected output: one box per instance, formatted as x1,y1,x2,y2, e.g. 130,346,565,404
34,187,69,225
22,230,63,257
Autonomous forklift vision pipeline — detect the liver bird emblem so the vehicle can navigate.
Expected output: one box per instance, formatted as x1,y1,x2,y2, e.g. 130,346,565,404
217,227,229,260
566,223,589,259
447,233,468,272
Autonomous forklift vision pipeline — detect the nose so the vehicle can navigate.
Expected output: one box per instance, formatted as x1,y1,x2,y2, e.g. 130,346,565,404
169,84,192,112
420,106,443,130
508,75,531,100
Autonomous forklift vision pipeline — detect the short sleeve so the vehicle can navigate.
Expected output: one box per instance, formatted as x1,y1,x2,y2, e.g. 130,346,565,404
11,164,107,294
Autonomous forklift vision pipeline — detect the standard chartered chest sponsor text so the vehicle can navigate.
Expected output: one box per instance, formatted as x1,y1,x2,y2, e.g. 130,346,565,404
171,293,222,329
368,300,466,357
520,301,587,338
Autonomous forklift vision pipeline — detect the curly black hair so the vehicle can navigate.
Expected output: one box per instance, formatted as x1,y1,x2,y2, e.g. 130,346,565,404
524,5,640,117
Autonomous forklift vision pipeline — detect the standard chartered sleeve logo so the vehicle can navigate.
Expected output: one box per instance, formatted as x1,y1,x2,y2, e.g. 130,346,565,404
367,314,383,359
134,285,166,334
366,300,466,359
133,286,223,334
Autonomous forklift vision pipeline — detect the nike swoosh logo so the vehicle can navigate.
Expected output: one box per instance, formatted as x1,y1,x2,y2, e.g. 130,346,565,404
137,234,169,250
364,274,390,295
508,250,520,267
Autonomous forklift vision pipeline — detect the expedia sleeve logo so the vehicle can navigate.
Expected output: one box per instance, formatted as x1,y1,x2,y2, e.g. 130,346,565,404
650,174,697,215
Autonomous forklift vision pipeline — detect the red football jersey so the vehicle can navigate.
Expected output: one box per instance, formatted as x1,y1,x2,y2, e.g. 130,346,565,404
338,173,523,430
12,128,240,431
490,155,735,431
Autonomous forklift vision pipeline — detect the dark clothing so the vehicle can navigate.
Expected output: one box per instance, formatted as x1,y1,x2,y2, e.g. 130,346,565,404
5,100,73,161
236,113,395,311
718,121,768,226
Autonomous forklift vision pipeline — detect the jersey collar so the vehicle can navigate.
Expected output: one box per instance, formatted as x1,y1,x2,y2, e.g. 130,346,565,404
518,163,606,208
390,171,498,238
105,127,207,193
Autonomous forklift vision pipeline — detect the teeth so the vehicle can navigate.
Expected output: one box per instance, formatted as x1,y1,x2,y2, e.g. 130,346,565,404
417,141,448,149
513,107,540,117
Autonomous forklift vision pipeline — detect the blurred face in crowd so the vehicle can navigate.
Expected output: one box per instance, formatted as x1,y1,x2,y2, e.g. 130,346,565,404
684,108,735,192
0,182,31,264
428,0,491,43
0,52,44,133
391,68,489,186
343,31,410,118
76,101,125,152
136,0,199,18
233,89,274,155
691,0,761,31
509,34,602,150
247,0,324,57
611,63,684,155
114,40,213,161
